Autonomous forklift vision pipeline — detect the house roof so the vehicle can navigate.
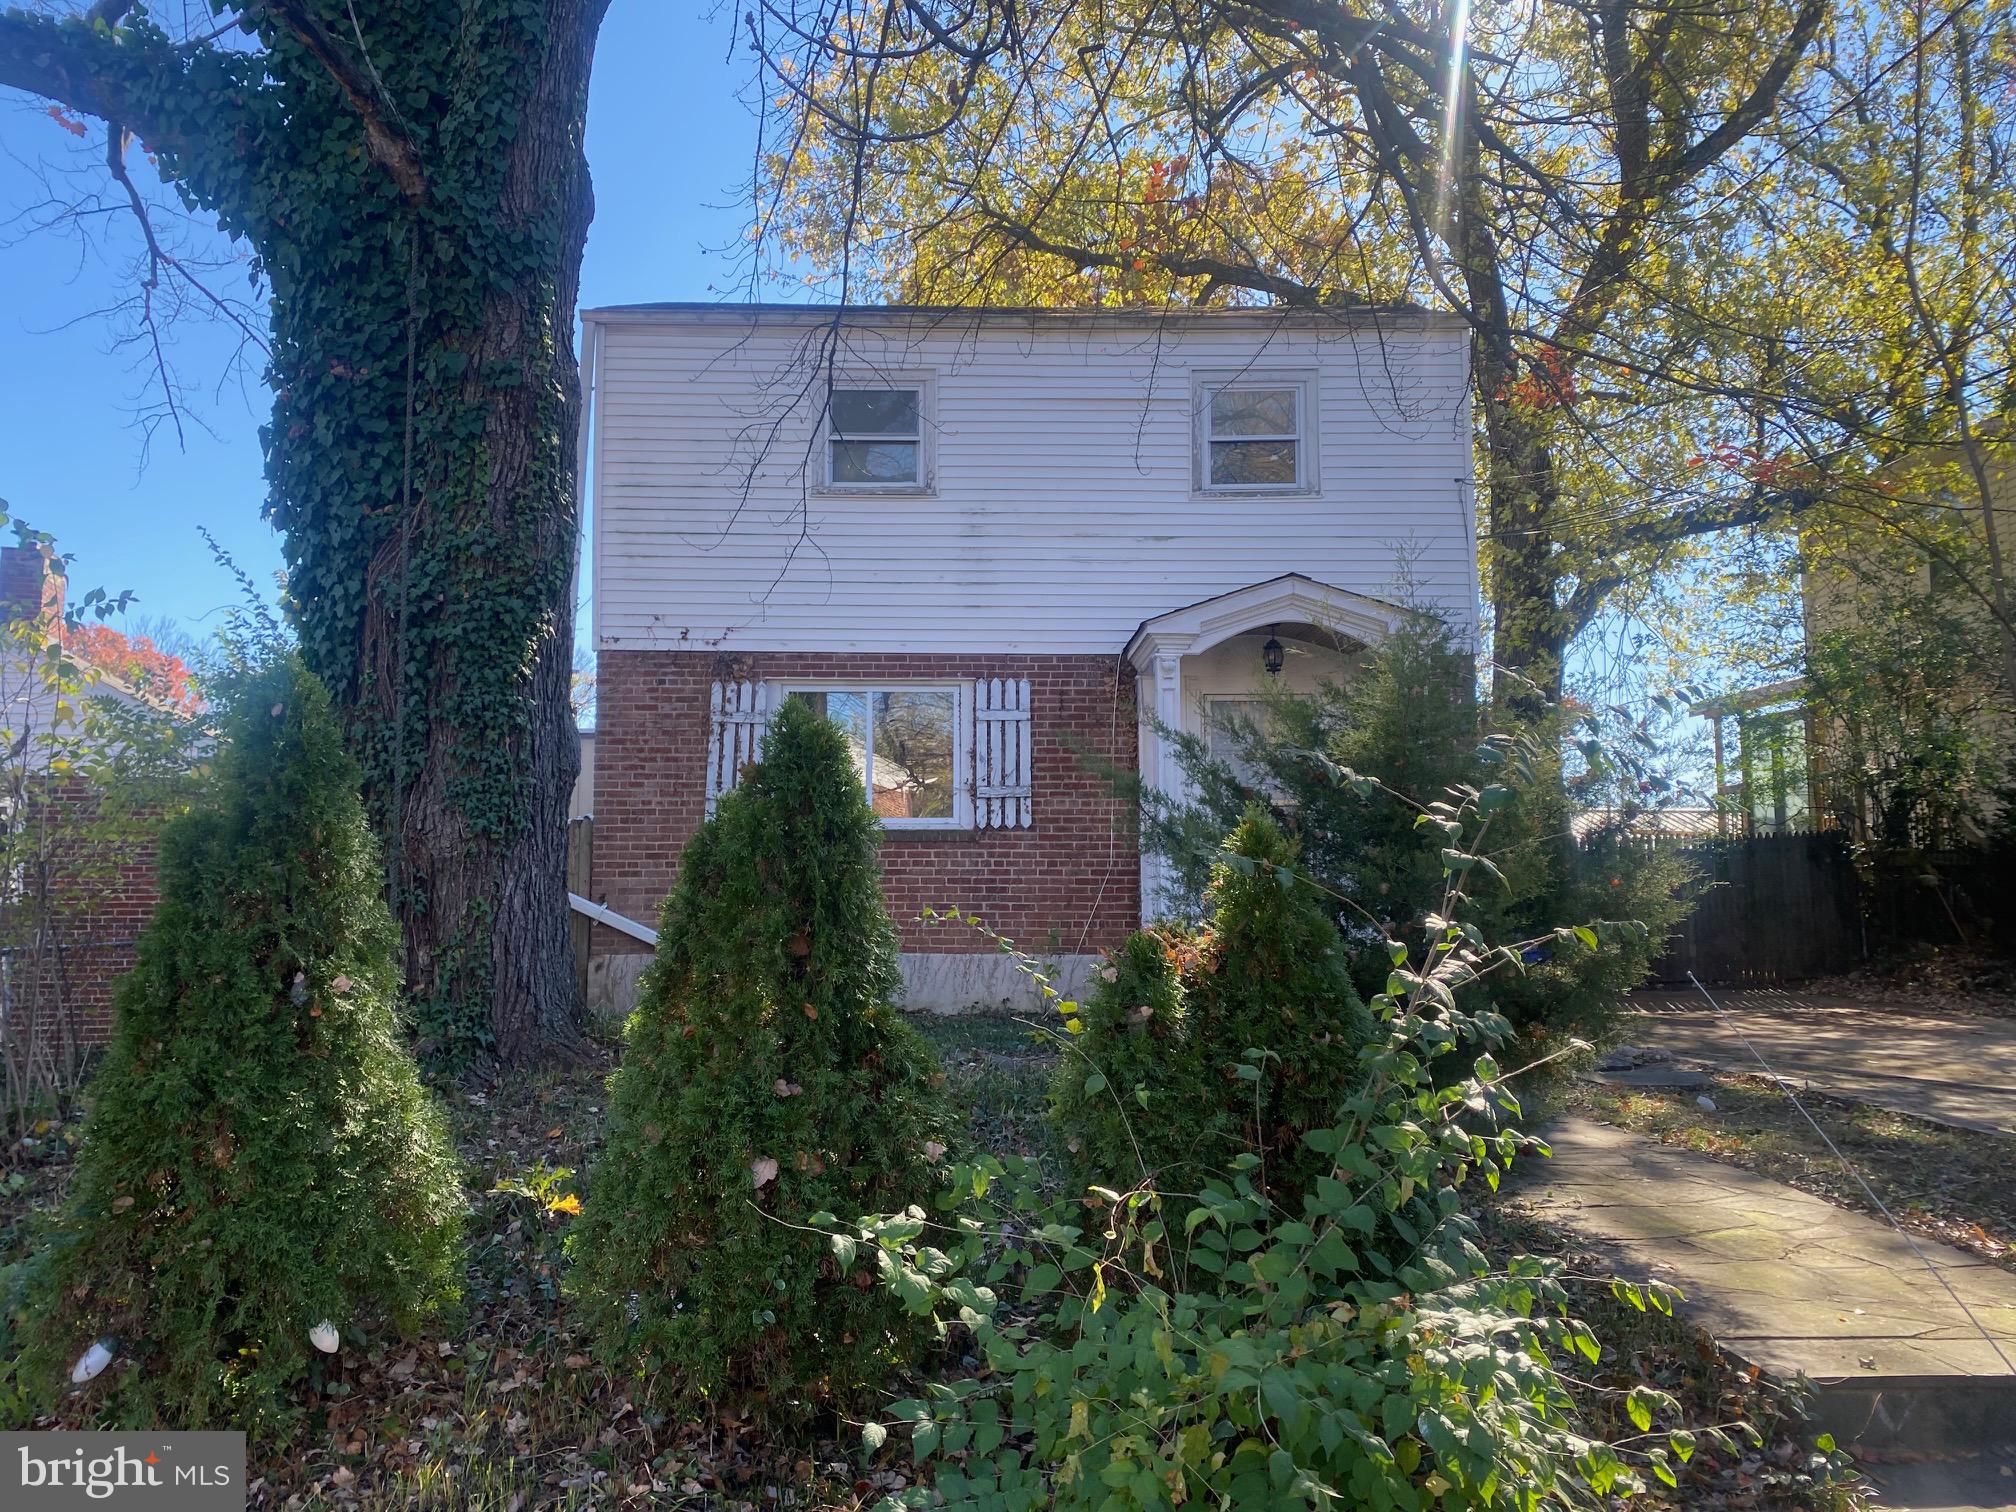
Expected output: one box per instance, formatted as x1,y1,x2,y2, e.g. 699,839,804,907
581,299,1461,330
1570,807,1722,840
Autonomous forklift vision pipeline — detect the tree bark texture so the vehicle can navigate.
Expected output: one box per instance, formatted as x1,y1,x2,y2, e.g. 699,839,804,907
0,1,612,1066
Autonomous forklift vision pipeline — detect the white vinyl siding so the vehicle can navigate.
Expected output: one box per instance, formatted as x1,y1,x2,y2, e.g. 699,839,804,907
589,310,1476,654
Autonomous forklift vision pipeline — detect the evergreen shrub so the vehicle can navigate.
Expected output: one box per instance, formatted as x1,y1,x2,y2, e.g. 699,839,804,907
1054,807,1373,1207
570,697,952,1414
1132,612,1689,1042
830,771,1760,1511
15,655,462,1433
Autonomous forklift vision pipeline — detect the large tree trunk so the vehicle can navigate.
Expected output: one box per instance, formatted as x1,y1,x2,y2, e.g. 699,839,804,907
0,2,610,1068
331,5,604,1068
1485,444,1572,714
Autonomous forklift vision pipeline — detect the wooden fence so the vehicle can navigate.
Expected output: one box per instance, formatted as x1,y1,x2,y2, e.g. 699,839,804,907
567,816,592,1006
1628,831,1863,985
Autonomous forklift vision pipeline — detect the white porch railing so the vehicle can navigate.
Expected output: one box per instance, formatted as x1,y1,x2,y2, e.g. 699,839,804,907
567,892,657,947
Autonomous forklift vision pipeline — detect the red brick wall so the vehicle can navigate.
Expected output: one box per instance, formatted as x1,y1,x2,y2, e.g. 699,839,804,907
590,650,1141,957
0,542,63,625
5,780,160,1050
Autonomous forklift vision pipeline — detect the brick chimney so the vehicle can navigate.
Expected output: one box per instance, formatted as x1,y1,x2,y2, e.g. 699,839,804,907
0,542,64,627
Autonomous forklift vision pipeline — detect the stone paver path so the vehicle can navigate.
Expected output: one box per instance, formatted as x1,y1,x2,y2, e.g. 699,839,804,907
1623,989,2016,1135
1512,1118,2016,1382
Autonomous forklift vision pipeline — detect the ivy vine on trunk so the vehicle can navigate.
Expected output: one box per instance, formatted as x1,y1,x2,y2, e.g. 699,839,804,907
0,1,610,1066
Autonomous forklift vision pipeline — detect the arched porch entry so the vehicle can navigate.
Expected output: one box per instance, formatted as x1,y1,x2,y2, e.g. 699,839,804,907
1123,574,1408,921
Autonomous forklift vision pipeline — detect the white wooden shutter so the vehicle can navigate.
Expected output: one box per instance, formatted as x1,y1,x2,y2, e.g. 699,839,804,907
706,679,771,812
972,677,1033,828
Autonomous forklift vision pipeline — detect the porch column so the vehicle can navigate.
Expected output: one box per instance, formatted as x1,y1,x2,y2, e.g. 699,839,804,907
1138,649,1184,922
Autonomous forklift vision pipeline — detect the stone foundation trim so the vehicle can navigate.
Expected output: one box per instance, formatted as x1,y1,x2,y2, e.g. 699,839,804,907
584,948,1105,1022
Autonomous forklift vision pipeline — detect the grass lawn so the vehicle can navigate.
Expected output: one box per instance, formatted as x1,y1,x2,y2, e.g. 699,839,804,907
0,1012,1861,1509
910,1009,1058,1169
1555,1073,2016,1272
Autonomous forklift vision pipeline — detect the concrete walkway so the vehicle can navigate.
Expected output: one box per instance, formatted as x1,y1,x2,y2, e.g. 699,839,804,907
1623,989,2016,1135
1511,1119,2016,1452
1863,1451,2016,1512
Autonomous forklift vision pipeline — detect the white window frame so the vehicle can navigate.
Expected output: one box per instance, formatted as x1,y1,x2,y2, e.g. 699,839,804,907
820,376,935,494
771,679,971,829
1193,372,1318,496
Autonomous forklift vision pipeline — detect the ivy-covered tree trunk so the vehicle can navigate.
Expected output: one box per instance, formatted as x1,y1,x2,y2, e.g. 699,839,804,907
0,1,610,1065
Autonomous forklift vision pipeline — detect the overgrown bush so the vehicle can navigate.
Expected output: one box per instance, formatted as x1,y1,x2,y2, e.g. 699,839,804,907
1131,612,1688,1041
11,655,463,1433
1046,929,1191,1184
1053,808,1373,1208
832,782,1732,1511
570,697,953,1415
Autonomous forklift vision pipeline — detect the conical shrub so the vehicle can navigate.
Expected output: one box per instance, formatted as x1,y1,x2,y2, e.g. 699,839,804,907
570,697,951,1414
1055,806,1373,1204
17,654,462,1432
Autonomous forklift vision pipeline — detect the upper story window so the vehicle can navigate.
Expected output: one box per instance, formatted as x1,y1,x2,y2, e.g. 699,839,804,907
1197,377,1314,492
827,387,923,488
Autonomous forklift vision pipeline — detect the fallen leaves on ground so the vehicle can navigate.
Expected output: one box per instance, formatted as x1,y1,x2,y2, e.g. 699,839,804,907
0,1013,1875,1508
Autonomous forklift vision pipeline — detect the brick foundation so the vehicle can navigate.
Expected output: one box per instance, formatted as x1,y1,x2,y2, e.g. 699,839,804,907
589,650,1142,995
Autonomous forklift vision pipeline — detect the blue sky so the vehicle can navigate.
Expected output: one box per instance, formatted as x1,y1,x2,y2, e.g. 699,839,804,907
0,6,769,641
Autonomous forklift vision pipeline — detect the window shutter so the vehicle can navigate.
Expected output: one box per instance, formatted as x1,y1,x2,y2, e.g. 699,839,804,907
706,679,771,813
972,677,1032,828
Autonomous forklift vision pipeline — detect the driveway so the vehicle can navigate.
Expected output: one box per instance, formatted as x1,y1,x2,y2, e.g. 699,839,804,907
1622,988,2016,1135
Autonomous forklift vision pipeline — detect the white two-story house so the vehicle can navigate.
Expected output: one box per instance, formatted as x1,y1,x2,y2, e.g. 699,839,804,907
579,303,1477,1012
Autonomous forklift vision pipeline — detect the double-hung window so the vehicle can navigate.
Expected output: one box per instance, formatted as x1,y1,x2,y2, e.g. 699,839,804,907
827,387,923,488
782,684,965,827
1197,378,1312,491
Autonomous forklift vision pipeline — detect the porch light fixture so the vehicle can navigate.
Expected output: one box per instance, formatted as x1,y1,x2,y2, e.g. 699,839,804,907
1261,627,1285,677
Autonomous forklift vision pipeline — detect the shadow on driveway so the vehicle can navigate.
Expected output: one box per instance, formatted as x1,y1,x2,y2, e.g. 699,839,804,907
1624,989,2016,1135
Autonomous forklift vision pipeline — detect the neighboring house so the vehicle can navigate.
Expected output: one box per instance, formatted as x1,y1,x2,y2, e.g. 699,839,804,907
1693,678,1812,837
0,545,184,1052
1570,807,1722,842
1701,434,2014,843
579,303,1477,1012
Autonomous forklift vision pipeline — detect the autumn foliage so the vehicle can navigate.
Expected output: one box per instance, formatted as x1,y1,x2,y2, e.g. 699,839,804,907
59,622,202,713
